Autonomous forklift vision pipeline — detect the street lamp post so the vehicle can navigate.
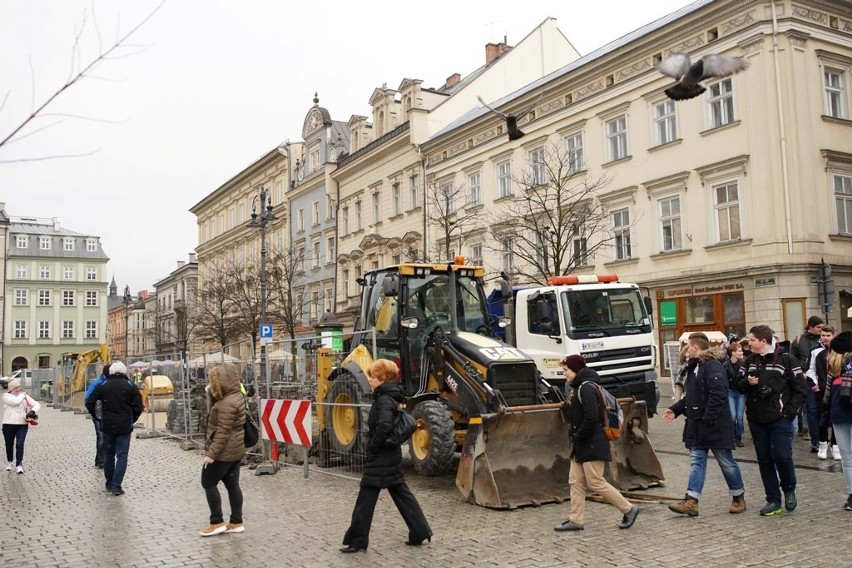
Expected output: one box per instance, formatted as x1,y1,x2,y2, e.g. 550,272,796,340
248,187,276,400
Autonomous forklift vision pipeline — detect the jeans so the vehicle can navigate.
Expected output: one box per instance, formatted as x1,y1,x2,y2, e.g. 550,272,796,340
102,432,131,491
92,418,104,465
728,391,746,438
686,448,745,499
833,422,852,495
805,390,819,444
2,424,29,466
748,417,796,505
201,460,243,525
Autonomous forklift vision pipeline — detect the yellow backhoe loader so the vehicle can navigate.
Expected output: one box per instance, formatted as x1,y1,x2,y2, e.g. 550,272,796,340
316,260,664,509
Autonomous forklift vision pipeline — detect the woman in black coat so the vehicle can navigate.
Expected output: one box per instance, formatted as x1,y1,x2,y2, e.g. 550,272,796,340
340,359,432,553
554,355,639,532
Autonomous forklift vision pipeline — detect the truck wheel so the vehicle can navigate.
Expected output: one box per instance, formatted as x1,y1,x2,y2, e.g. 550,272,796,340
409,400,455,476
326,373,369,463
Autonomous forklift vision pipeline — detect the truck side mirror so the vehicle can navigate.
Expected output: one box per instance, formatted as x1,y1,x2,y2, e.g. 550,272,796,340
643,296,653,315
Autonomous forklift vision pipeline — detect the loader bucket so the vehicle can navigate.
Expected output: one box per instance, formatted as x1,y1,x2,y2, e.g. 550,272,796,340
456,403,572,509
606,399,665,490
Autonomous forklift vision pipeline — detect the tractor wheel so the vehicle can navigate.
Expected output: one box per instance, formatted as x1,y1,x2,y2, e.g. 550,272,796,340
408,400,456,476
325,373,369,463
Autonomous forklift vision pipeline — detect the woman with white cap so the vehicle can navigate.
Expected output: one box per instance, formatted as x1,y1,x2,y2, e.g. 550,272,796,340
2,378,41,474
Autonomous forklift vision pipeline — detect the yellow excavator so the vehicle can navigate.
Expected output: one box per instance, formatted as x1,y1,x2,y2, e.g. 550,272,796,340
57,345,110,407
315,259,664,509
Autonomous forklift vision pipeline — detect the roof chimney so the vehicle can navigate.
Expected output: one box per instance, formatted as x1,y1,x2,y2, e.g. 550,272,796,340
443,73,461,90
188,252,197,263
485,42,511,66
177,261,185,269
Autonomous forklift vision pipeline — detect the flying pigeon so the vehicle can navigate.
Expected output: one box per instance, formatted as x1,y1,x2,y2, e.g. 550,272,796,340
657,53,749,101
477,93,543,141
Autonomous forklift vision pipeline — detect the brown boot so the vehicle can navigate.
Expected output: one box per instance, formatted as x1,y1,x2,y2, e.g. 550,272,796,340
669,495,699,516
730,494,746,514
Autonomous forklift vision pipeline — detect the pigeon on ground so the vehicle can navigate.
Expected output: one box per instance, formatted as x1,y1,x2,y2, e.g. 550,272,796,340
477,93,544,141
657,53,748,101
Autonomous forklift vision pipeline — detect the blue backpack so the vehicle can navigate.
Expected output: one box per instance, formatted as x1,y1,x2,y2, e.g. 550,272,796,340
582,382,624,441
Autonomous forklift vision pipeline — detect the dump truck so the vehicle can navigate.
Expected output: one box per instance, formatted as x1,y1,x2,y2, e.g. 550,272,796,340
316,260,663,509
489,274,659,416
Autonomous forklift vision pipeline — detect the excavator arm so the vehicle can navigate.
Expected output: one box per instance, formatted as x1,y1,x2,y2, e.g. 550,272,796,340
72,345,111,393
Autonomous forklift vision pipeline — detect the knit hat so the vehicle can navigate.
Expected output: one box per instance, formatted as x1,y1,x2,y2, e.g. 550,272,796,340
110,361,128,376
561,354,587,373
830,331,852,355
7,379,20,390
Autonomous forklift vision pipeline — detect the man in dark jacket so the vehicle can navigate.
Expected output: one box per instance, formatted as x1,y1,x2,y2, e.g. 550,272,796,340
554,355,639,532
737,324,808,516
85,361,143,496
664,337,746,516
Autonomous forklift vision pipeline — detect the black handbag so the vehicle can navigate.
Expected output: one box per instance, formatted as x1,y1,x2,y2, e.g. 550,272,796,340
243,410,260,447
387,409,416,446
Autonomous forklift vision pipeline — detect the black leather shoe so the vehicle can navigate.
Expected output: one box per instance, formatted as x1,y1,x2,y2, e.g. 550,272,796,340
553,520,584,531
405,534,432,546
618,505,640,529
339,546,366,553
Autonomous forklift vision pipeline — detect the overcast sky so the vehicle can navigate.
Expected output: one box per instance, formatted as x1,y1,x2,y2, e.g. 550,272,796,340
0,0,694,294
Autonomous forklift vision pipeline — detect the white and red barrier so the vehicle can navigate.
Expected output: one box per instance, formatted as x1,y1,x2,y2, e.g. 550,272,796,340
259,399,312,447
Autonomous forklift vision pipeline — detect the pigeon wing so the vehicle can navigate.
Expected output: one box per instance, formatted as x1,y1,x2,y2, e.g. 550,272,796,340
477,96,508,119
699,54,748,79
656,53,691,79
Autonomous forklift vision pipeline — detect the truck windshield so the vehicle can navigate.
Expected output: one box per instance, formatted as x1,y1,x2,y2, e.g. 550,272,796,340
561,288,649,332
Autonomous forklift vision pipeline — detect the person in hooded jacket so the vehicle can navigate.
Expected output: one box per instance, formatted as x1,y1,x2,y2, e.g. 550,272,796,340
554,355,639,532
199,364,247,537
83,363,110,469
664,337,746,516
340,359,432,553
85,361,143,495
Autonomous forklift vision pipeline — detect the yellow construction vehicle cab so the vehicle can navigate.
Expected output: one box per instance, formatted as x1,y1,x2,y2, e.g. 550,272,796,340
57,345,110,405
316,259,664,508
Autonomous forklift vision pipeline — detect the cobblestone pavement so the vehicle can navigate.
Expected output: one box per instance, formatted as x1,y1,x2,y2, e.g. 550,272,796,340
2,392,849,568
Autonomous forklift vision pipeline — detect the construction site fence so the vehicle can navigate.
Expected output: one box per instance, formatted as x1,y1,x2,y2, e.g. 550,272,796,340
35,330,379,479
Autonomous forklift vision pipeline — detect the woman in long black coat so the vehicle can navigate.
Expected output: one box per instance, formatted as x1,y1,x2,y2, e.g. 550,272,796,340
340,359,432,553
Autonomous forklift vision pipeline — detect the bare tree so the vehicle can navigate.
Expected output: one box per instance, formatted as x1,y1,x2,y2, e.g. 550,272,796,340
426,177,483,262
223,255,263,357
486,142,617,285
0,3,164,161
192,259,242,350
267,245,309,377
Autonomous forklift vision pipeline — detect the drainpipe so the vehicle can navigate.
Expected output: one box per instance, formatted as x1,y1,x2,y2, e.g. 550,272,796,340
771,0,794,254
414,144,428,261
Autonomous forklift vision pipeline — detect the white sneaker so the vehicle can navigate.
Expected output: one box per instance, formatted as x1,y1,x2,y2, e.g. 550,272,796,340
15,465,23,474
832,445,841,461
817,441,829,460
5,461,12,471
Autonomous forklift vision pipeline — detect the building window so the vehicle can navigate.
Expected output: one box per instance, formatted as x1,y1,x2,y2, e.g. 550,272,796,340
16,265,27,279
372,192,381,223
63,290,75,306
501,238,514,273
85,321,97,339
312,241,321,268
392,183,401,215
325,287,333,313
467,172,481,207
86,267,97,281
613,208,631,260
327,236,335,264
714,181,741,242
497,160,512,198
708,78,735,127
565,132,584,174
825,68,845,119
327,196,335,220
606,115,628,161
835,173,852,234
63,266,75,280
343,269,350,298
410,174,420,209
440,181,454,214
572,225,588,266
63,238,74,251
62,321,74,339
86,239,97,252
659,196,682,252
342,206,349,234
654,100,678,145
39,237,51,250
38,290,51,306
355,201,362,230
297,208,304,232
297,247,305,273
312,201,319,226
16,236,28,249
470,243,483,265
39,321,50,339
14,321,26,339
311,291,320,321
14,289,28,305
86,291,98,306
39,265,50,279
530,146,547,185
309,146,320,172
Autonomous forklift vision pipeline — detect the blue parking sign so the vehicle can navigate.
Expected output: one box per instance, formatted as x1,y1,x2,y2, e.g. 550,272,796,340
260,324,273,338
